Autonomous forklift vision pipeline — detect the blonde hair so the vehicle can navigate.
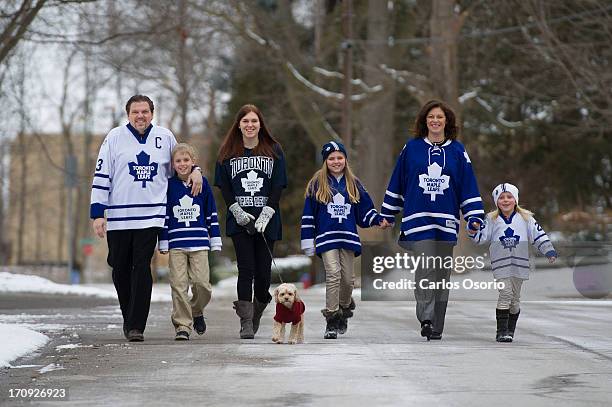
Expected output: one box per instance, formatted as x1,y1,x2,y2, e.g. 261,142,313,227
172,143,197,161
304,159,361,204
488,204,533,221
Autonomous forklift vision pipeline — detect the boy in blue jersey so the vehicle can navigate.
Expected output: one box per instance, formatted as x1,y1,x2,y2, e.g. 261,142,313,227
159,144,221,340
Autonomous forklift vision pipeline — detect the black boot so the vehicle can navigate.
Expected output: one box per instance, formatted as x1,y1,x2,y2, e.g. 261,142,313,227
322,309,341,339
338,298,355,335
233,300,255,339
421,320,433,341
496,309,512,342
252,297,270,335
508,310,520,339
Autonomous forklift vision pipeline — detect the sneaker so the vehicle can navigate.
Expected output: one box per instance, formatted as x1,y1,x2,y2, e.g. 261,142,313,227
175,331,190,341
430,332,442,340
193,315,206,335
127,329,144,342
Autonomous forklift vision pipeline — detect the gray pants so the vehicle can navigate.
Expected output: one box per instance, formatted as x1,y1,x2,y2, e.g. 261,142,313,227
403,240,454,334
497,276,523,313
321,249,355,312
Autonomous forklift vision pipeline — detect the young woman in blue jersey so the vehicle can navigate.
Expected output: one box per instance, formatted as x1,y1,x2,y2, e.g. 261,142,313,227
215,104,287,339
467,183,557,342
301,141,389,339
158,143,221,341
381,100,484,341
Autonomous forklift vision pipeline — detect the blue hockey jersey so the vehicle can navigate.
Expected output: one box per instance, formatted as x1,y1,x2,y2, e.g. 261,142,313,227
90,123,176,230
300,175,383,256
158,176,221,252
381,137,484,243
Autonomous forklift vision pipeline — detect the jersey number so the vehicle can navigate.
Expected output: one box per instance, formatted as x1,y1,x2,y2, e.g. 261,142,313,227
96,159,103,171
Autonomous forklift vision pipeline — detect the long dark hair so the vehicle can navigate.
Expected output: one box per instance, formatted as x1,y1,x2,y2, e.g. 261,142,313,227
413,99,458,140
217,104,282,162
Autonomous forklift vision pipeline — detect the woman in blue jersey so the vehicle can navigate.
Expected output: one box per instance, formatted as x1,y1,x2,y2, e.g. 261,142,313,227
301,141,389,339
215,104,287,339
381,100,484,340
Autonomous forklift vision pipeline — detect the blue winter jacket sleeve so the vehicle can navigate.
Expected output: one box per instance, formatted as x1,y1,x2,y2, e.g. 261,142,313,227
300,195,317,251
456,144,485,222
203,179,222,250
381,144,407,223
355,182,383,228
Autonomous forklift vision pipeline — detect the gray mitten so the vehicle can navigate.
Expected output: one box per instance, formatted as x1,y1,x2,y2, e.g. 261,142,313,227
254,206,275,233
229,203,255,226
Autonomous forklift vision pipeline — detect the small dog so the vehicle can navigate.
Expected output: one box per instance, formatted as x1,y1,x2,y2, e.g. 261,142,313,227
272,283,305,344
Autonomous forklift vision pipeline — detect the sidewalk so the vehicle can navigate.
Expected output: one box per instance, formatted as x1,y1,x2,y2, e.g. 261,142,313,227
1,272,611,406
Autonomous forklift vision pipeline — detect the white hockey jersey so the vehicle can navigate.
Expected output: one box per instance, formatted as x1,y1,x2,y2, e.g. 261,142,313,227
469,211,557,279
90,123,177,230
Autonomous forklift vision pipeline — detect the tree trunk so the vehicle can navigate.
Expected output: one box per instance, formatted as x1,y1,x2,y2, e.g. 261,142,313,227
356,0,396,243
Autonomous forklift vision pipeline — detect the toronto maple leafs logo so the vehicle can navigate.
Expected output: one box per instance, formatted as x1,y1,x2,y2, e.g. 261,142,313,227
241,170,264,196
327,193,351,223
128,151,158,188
418,163,450,201
500,227,520,251
173,195,200,227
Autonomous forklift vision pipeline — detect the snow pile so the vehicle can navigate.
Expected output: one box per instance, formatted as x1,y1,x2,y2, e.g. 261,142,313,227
0,272,116,299
0,272,172,302
0,324,49,368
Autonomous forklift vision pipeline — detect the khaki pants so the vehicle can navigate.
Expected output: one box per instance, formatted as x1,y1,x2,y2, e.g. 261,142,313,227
497,276,523,314
321,249,355,312
168,249,212,333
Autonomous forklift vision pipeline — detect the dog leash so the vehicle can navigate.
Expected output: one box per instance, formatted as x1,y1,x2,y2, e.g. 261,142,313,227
261,232,284,284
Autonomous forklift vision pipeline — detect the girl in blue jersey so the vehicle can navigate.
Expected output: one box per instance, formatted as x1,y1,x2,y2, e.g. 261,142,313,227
381,100,484,341
301,141,389,339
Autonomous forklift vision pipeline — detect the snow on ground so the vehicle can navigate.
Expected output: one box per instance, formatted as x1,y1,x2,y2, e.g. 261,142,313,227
0,324,49,368
0,272,172,302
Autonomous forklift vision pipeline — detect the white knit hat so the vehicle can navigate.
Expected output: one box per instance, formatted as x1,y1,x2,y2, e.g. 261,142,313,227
492,183,519,205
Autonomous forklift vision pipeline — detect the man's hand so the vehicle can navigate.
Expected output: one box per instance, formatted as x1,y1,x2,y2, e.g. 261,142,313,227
93,218,107,238
188,168,203,195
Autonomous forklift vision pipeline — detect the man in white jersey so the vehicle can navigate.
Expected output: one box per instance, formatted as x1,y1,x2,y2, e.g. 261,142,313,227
91,95,202,342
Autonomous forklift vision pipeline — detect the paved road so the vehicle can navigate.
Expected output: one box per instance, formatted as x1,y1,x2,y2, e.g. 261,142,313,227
1,266,611,407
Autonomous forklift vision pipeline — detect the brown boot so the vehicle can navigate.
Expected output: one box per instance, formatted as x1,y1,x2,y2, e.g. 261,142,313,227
252,297,270,334
233,300,254,339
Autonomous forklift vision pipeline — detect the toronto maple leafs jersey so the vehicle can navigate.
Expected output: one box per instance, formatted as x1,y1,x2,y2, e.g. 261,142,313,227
381,138,484,243
158,176,221,252
90,123,176,230
214,147,287,241
300,175,383,257
469,211,557,279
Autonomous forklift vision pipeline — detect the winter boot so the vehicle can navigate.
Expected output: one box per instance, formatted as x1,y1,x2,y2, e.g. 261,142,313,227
496,309,512,342
322,309,341,339
233,300,255,339
252,297,270,335
508,310,520,339
338,298,356,335
420,320,433,341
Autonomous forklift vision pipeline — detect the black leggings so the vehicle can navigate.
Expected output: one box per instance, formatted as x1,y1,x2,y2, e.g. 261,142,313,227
231,232,275,303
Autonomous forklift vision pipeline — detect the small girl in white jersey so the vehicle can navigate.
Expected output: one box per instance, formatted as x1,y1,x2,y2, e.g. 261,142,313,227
467,183,557,342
